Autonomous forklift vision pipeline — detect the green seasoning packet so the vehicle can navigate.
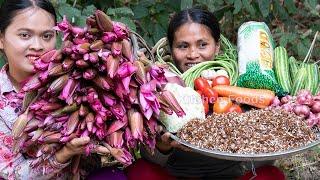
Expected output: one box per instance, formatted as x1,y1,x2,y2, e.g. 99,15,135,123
237,61,286,97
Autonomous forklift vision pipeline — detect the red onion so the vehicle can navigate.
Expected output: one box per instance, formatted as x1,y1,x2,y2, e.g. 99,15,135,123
311,101,320,113
280,95,292,104
281,103,293,112
271,96,280,106
297,89,311,97
293,105,310,118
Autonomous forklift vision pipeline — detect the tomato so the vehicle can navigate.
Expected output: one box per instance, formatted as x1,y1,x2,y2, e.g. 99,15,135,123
213,97,233,114
202,87,218,103
203,98,209,115
212,76,230,87
194,77,210,91
227,104,243,113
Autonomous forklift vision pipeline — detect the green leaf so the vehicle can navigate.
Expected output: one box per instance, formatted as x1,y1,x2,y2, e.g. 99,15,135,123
196,0,216,11
114,17,136,32
284,0,298,14
153,24,166,43
242,0,256,16
180,0,193,10
257,0,270,17
82,5,96,17
307,0,317,8
279,33,296,47
233,0,242,14
57,0,66,3
274,0,290,21
57,4,81,23
155,13,169,28
137,0,156,7
75,15,87,27
143,34,154,47
141,18,154,34
107,7,134,17
55,33,63,49
132,6,149,19
226,0,235,4
296,41,309,59
154,4,166,13
0,54,6,67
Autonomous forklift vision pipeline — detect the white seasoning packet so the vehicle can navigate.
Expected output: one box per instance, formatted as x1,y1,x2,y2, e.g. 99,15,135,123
237,21,275,75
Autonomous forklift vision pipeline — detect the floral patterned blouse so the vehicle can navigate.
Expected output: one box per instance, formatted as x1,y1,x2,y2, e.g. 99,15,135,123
0,65,70,180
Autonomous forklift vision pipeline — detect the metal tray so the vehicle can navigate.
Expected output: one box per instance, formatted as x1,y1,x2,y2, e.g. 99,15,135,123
170,132,320,161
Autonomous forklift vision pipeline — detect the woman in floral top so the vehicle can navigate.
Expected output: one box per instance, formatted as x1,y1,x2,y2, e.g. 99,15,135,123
0,1,112,179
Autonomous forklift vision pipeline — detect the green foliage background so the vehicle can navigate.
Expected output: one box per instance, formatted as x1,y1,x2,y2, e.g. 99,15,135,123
0,0,319,66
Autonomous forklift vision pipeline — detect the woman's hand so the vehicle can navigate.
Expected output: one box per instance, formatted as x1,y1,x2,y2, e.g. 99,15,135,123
156,129,191,154
55,137,110,164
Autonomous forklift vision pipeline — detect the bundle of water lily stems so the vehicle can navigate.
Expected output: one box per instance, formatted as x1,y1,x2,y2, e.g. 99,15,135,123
12,10,185,170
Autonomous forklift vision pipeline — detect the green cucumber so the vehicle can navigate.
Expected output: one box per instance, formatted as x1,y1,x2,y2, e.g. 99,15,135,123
304,63,319,95
290,67,307,96
274,46,291,93
288,56,299,84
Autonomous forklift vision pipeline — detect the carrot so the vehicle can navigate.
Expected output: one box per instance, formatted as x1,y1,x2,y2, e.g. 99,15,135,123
212,85,275,108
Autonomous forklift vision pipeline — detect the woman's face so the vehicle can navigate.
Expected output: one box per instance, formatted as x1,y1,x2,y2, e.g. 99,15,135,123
172,22,220,72
0,7,56,82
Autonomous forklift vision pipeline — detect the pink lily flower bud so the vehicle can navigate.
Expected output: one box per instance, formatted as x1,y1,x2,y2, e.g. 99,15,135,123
124,128,136,148
33,59,48,71
106,55,120,79
75,43,90,54
107,130,124,148
96,126,106,140
121,39,134,62
63,110,80,136
112,22,129,40
95,10,113,32
39,71,49,82
83,68,97,80
102,32,117,43
111,41,122,56
98,49,111,62
103,143,132,166
128,109,144,141
106,118,128,135
111,102,126,120
47,74,69,94
59,78,79,103
22,74,42,91
139,80,160,120
161,90,186,117
71,26,86,37
148,65,167,85
133,61,147,85
89,52,99,64
73,38,88,46
90,40,104,51
54,15,71,32
85,113,95,132
75,59,90,68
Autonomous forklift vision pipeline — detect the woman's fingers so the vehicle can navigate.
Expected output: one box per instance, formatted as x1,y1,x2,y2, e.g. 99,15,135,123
160,132,172,143
69,136,90,147
94,145,110,155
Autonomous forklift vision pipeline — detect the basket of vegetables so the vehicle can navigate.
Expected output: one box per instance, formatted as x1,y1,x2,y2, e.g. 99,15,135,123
154,21,320,161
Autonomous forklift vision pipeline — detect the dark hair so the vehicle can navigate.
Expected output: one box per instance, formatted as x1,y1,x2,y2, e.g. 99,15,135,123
167,8,220,49
0,0,57,33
